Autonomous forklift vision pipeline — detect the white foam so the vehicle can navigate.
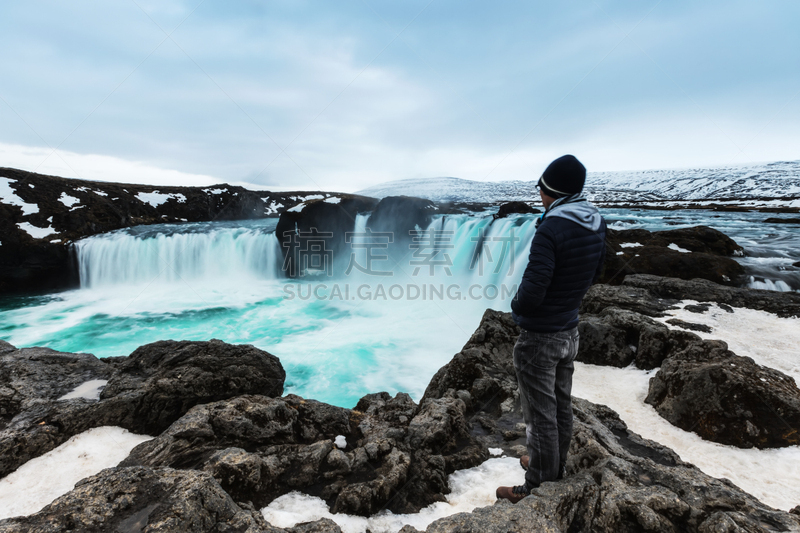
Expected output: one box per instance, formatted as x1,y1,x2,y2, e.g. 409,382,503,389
58,192,80,208
668,243,690,253
619,242,642,248
17,222,55,239
57,379,108,401
135,191,187,207
0,177,39,215
572,363,800,511
0,426,152,519
262,457,522,533
747,277,794,292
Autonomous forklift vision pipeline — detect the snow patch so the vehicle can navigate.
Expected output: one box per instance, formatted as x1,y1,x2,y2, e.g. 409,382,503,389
288,202,307,213
17,222,55,239
572,362,800,511
207,188,227,195
262,457,523,533
58,379,108,401
264,200,284,215
654,300,800,383
619,242,643,248
488,447,503,456
58,192,80,208
668,243,691,253
324,197,342,204
0,177,39,215
136,192,187,207
334,435,347,449
0,427,152,520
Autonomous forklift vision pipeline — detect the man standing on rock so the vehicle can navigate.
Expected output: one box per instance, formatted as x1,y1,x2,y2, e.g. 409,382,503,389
496,154,606,503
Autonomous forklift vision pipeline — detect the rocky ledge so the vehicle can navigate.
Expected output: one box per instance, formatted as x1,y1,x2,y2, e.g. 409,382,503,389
2,276,800,532
0,167,371,293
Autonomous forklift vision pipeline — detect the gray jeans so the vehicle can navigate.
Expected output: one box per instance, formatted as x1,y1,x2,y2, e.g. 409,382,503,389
513,326,579,489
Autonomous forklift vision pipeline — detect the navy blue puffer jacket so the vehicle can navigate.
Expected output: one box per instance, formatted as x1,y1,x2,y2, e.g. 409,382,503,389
511,196,606,333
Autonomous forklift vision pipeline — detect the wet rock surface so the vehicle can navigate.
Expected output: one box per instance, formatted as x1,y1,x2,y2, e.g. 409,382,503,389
0,340,285,479
0,167,337,294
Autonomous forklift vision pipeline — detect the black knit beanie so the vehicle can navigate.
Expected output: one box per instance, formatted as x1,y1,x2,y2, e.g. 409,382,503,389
537,155,586,198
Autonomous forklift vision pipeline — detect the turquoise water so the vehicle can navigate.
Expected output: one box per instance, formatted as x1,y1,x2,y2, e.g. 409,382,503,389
1,210,797,408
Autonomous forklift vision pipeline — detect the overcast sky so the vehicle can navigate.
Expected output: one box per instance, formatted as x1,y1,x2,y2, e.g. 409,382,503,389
1,1,798,192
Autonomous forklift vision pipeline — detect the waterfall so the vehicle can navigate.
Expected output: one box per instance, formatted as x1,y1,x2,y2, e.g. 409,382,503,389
76,225,284,288
74,214,539,289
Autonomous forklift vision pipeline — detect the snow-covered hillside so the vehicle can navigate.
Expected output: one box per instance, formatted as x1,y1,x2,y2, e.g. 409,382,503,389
357,161,800,207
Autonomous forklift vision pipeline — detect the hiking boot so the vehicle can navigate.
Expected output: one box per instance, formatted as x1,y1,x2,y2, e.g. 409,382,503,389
496,484,530,504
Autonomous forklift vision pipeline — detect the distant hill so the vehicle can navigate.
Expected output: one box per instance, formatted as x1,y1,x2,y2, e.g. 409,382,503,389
357,160,800,208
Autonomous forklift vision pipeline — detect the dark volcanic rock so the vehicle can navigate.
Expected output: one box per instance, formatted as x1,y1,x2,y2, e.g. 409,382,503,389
0,166,343,294
0,345,113,429
0,339,285,479
765,217,800,224
601,226,746,286
417,309,800,532
121,390,486,516
0,466,274,532
665,318,713,333
99,339,285,435
646,340,800,448
367,196,438,237
493,201,539,219
405,398,800,533
276,195,378,277
577,307,699,370
623,273,800,318
580,282,680,318
0,345,114,477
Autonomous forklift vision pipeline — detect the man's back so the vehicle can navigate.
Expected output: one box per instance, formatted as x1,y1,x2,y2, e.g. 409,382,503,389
511,199,606,333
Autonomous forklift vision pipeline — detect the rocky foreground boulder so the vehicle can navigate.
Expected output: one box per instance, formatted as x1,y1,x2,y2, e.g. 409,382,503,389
646,339,800,449
0,339,285,478
119,390,486,516
578,276,800,449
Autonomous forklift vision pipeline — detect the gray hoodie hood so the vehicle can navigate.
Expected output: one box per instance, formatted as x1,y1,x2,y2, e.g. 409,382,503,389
538,193,602,232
